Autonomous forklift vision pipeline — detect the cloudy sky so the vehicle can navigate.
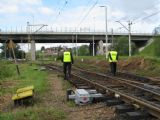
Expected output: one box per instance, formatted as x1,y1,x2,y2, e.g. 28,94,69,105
0,0,160,50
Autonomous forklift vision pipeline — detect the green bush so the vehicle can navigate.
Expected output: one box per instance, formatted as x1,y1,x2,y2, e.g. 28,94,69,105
78,45,90,56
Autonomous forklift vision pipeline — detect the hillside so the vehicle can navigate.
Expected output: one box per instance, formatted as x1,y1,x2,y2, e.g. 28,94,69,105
140,36,160,57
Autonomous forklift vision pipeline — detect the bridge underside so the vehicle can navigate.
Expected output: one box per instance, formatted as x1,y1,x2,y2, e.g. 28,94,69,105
0,33,153,45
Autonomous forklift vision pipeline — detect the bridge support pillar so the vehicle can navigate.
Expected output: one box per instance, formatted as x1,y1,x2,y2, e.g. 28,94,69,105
89,42,98,56
31,40,36,61
97,40,104,55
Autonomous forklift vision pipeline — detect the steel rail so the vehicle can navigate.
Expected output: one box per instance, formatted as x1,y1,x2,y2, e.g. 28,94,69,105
47,64,160,98
73,67,160,97
71,72,160,119
45,64,160,118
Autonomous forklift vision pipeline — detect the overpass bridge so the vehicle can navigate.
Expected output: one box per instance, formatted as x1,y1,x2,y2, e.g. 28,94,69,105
0,31,153,43
0,31,154,60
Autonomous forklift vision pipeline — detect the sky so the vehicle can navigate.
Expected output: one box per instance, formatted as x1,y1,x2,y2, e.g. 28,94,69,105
0,0,160,51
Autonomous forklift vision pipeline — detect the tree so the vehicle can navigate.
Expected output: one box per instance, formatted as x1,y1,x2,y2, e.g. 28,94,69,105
113,36,137,56
0,43,25,59
78,45,90,56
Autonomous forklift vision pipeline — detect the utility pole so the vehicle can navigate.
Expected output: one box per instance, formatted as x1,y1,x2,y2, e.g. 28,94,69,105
92,35,95,56
128,21,132,57
100,6,108,59
93,17,95,56
5,40,7,59
27,21,30,56
75,34,78,56
111,28,114,47
116,21,132,57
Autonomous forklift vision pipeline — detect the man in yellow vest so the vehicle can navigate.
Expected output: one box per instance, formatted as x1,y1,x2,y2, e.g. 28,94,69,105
62,48,74,80
108,49,118,76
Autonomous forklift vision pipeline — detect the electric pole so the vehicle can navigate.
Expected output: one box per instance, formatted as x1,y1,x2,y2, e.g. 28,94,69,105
100,6,108,59
128,21,132,57
116,21,132,57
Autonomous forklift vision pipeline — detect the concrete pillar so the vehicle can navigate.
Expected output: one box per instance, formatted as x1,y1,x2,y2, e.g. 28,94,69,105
89,42,98,56
31,40,36,61
97,40,104,55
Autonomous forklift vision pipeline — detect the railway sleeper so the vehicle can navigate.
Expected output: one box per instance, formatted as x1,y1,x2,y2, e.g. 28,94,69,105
115,104,135,114
125,111,150,120
114,105,152,120
48,65,160,119
105,99,124,106
114,104,156,120
116,111,151,120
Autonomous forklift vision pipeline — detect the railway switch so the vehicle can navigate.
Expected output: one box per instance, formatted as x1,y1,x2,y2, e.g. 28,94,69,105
67,89,104,105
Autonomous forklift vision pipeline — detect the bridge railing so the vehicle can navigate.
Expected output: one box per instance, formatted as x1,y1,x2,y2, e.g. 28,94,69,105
0,27,153,35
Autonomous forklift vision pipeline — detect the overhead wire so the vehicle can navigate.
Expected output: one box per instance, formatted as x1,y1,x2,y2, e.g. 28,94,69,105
132,2,160,22
131,1,160,23
117,1,160,23
51,0,68,24
78,0,94,20
73,0,99,53
140,10,160,21
77,0,99,28
115,2,160,33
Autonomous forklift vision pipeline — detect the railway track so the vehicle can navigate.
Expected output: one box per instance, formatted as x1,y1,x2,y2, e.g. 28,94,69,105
45,64,160,119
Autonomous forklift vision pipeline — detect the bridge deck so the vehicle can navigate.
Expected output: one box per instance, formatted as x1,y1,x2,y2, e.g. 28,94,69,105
0,32,154,43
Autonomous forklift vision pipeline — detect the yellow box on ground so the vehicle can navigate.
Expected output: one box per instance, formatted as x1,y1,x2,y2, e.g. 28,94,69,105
16,86,34,93
12,90,33,101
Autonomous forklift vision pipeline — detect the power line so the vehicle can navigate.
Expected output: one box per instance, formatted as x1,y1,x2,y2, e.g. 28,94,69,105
77,0,99,28
78,0,93,20
132,1,160,22
118,1,160,22
52,0,68,24
141,10,160,21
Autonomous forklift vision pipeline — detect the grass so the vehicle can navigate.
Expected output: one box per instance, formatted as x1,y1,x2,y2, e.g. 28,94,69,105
72,55,160,77
67,101,76,107
0,62,64,120
62,80,73,91
0,61,14,80
0,106,66,120
140,36,160,57
136,56,160,76
139,41,155,56
0,63,48,95
17,64,48,93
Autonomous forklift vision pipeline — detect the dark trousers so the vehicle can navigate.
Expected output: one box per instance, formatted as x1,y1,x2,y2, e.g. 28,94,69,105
63,62,72,79
110,62,117,76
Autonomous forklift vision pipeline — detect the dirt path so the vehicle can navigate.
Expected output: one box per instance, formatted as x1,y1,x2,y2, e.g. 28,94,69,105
44,71,115,120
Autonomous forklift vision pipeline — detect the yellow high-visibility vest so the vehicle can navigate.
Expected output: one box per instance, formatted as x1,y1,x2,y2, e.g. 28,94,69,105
63,51,71,62
108,51,118,62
